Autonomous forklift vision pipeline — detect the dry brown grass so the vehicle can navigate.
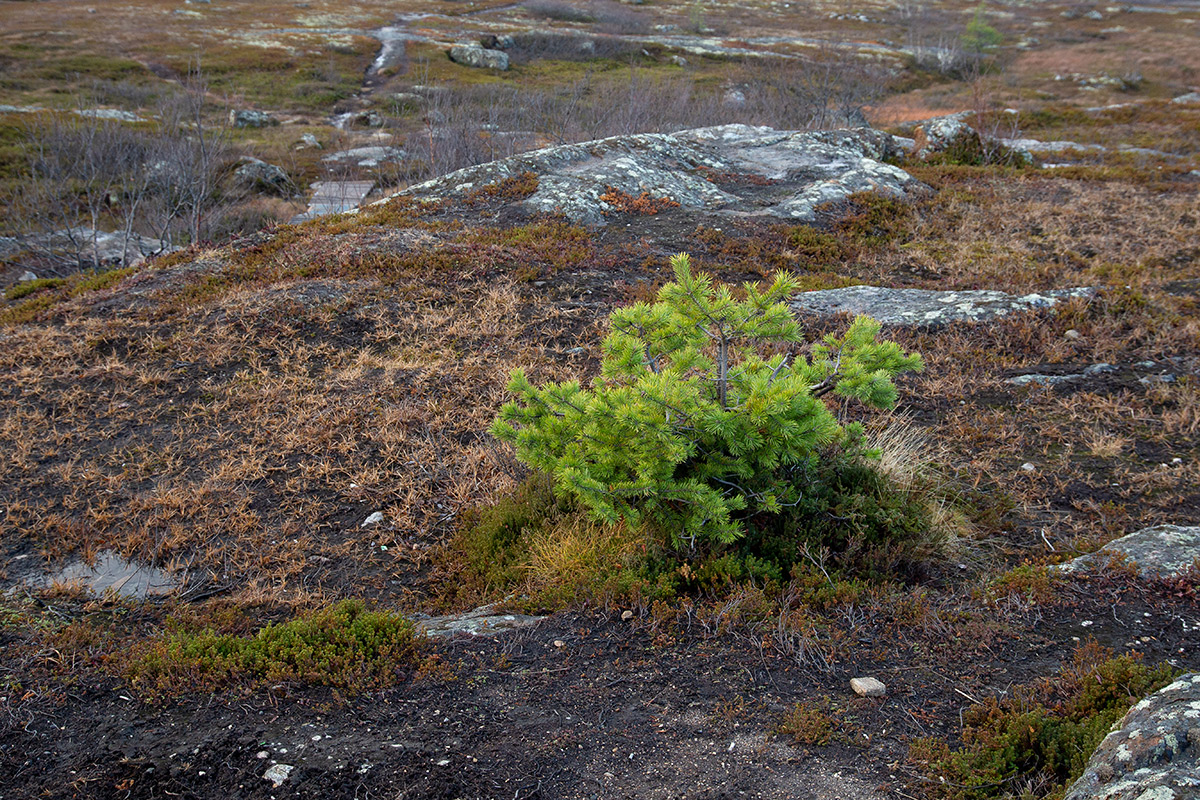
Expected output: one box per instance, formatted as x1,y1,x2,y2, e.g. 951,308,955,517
1,126,1197,615
0,216,608,605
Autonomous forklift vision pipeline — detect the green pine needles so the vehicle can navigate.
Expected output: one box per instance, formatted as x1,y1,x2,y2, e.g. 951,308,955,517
491,253,923,548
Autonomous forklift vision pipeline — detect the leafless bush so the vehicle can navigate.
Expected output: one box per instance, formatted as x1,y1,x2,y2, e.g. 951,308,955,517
507,32,646,65
523,0,597,23
589,0,650,34
9,101,161,273
902,2,976,78
521,0,647,32
89,79,161,110
388,50,887,185
148,69,233,248
4,70,234,272
740,44,886,129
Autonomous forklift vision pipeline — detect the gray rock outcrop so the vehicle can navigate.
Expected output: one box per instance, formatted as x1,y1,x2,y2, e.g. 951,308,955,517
449,42,510,70
1063,673,1200,800
230,109,279,128
910,113,1033,164
416,601,545,638
234,157,291,193
391,124,923,225
1057,525,1200,580
322,146,406,168
790,285,1095,327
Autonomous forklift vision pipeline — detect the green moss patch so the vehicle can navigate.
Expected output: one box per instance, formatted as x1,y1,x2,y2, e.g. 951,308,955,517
126,599,422,697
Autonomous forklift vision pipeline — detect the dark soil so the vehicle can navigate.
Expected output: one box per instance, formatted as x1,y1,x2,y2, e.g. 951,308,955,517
2,568,1195,800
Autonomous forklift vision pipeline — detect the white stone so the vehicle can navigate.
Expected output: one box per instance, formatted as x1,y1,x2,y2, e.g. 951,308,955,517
361,511,384,527
850,677,886,697
263,763,293,787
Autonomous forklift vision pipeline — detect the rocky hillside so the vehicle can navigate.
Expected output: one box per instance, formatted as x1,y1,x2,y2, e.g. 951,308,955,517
1,48,1199,800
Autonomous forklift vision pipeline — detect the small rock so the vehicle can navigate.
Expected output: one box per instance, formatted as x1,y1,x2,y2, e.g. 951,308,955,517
418,601,546,638
621,610,634,620
850,677,887,697
670,55,688,67
256,751,269,759
1083,363,1117,375
553,640,565,648
321,146,406,168
1021,462,1037,472
361,511,384,527
792,286,1095,328
75,108,144,122
263,763,293,787
19,270,38,282
1008,373,1081,387
299,133,320,149
1055,525,1200,580
1171,91,1200,105
1065,329,1082,339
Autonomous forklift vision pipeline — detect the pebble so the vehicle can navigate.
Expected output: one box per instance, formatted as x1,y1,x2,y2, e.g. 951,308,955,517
263,763,293,787
1065,329,1081,339
621,610,634,620
361,511,384,527
850,677,887,697
1021,462,1037,472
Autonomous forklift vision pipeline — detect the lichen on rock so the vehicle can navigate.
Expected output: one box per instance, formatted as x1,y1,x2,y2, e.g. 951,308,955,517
384,124,925,225
1063,673,1200,800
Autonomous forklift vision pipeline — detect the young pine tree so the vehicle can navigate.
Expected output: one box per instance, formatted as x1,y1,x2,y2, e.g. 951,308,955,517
491,254,922,548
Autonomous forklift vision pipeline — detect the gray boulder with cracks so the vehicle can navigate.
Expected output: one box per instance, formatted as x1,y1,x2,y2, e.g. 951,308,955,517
790,285,1095,327
1063,673,1200,800
1056,525,1200,580
386,124,923,225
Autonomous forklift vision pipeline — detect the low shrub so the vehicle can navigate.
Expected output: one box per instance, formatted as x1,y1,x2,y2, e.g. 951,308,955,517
909,643,1179,800
482,254,948,596
776,698,835,746
126,599,422,697
452,473,675,606
5,276,66,300
493,253,923,548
